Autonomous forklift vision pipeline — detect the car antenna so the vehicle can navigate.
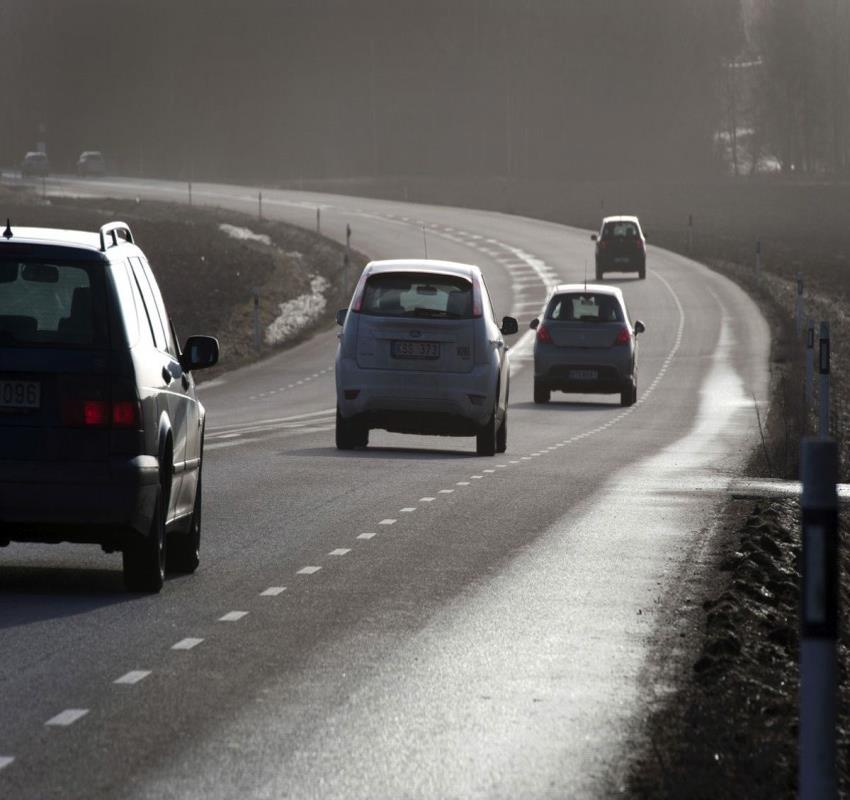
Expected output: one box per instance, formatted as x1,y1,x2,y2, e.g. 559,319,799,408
422,225,429,259
2,218,12,240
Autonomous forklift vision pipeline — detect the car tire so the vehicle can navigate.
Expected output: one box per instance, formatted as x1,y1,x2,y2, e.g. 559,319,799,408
496,411,507,453
336,407,367,450
620,379,637,407
476,412,497,456
533,380,550,404
167,470,202,574
123,486,166,593
639,264,646,280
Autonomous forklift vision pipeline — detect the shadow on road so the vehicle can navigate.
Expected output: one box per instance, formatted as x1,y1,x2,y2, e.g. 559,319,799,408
510,399,620,411
0,566,131,629
288,445,478,460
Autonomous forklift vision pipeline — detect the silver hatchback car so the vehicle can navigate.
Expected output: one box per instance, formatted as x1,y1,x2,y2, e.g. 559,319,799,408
335,259,518,455
530,284,645,406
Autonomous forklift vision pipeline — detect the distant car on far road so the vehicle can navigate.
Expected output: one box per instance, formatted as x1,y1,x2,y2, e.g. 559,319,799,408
530,283,645,406
77,150,107,177
592,215,646,280
335,259,518,455
21,151,49,178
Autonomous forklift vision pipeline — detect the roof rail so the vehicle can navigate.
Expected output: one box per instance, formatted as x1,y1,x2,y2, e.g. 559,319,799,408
99,221,134,252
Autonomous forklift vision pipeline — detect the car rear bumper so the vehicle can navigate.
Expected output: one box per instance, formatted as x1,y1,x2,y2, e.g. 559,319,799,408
0,455,160,544
336,358,497,430
534,345,633,393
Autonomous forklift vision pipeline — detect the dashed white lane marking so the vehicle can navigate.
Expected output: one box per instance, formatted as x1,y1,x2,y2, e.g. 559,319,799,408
378,518,396,525
329,548,351,556
496,464,508,468
172,638,203,650
470,475,483,480
219,611,248,622
456,481,470,486
483,469,495,473
0,757,13,771
297,566,322,575
114,670,151,685
218,433,240,439
46,709,89,727
260,586,286,596
439,489,454,494
419,497,435,502
509,460,519,464
357,532,377,540
400,507,416,513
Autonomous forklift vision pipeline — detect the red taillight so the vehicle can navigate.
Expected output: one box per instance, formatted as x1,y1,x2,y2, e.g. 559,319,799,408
613,326,632,346
112,400,142,428
350,269,370,312
83,400,109,426
471,273,483,318
536,324,553,344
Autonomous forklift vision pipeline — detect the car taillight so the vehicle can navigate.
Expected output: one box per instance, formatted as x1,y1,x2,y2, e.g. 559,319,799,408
598,240,607,249
471,273,483,318
112,400,142,428
613,326,632,346
61,392,141,428
536,324,553,344
350,269,370,312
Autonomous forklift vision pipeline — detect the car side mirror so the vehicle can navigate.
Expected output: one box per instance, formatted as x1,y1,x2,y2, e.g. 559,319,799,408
529,318,539,330
335,308,347,326
181,335,219,371
634,320,646,335
590,234,598,242
500,316,518,336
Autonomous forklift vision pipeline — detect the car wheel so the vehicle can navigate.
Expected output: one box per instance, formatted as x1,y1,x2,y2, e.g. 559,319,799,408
533,380,550,404
167,470,202,574
123,486,166,593
620,379,637,407
496,411,507,453
336,407,366,450
639,265,646,280
476,412,497,456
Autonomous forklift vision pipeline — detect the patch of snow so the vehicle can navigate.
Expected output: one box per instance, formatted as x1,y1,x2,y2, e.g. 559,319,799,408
219,223,271,246
265,276,330,346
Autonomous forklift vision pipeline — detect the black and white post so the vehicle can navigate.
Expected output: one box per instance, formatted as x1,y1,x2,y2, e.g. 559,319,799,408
819,321,830,437
258,191,263,221
316,207,321,234
806,318,815,406
344,223,352,295
799,437,839,800
687,213,693,255
796,273,804,337
755,239,761,281
252,289,261,352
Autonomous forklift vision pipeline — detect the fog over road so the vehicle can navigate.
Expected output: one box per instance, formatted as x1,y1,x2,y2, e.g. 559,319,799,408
0,178,769,799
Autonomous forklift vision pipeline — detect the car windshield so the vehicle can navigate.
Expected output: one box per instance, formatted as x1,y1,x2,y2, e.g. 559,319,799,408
0,259,108,347
602,221,639,239
361,272,474,318
546,292,624,322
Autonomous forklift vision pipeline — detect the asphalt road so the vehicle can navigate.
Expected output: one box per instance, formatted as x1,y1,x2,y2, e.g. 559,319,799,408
0,177,770,799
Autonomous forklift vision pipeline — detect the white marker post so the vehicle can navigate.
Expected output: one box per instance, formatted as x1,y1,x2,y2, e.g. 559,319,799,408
819,322,830,437
799,437,838,800
805,318,815,407
687,213,693,255
796,273,804,337
253,289,261,352
188,180,193,207
344,223,352,294
755,239,761,282
316,207,321,234
258,191,263,221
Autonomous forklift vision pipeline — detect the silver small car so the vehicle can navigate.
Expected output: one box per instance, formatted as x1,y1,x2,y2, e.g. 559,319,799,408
530,284,645,406
335,259,518,455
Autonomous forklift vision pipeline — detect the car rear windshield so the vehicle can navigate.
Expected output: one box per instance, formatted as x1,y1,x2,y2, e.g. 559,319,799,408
0,259,109,347
602,221,639,239
361,272,474,319
546,293,624,323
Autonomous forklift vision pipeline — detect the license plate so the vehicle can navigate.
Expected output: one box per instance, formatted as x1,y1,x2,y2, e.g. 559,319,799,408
0,379,41,409
569,369,598,380
614,257,630,264
391,340,440,359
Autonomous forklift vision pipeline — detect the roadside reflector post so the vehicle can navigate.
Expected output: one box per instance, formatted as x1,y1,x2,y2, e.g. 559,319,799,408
755,239,762,282
258,191,263,221
805,318,815,407
799,437,838,800
316,207,321,234
252,289,261,353
344,223,352,295
796,273,805,337
188,180,193,207
687,213,693,255
819,321,830,437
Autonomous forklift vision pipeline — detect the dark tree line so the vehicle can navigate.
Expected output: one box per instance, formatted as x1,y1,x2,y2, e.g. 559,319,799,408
1,0,794,183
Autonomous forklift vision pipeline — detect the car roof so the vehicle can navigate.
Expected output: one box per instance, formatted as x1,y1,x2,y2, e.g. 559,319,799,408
549,283,625,299
0,226,140,261
364,259,481,279
80,151,103,158
24,151,47,159
601,215,641,225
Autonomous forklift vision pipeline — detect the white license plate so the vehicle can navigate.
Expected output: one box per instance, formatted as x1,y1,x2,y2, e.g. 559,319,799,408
391,340,440,359
0,379,41,408
569,369,598,380
614,257,630,264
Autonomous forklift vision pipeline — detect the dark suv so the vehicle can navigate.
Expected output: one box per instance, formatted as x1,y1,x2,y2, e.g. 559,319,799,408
592,215,646,280
0,221,219,592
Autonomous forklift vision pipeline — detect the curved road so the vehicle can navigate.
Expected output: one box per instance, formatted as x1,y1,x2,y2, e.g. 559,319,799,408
0,178,770,799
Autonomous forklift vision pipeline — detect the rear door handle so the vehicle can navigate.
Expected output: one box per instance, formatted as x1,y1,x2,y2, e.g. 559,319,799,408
181,374,190,390
162,366,173,385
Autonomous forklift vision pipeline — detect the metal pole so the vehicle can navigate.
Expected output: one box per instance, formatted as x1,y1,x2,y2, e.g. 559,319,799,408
805,318,815,407
316,208,321,234
345,224,352,295
818,322,830,437
188,181,193,207
799,437,838,800
687,214,693,255
258,191,263,221
755,239,761,281
796,273,804,337
253,290,261,352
